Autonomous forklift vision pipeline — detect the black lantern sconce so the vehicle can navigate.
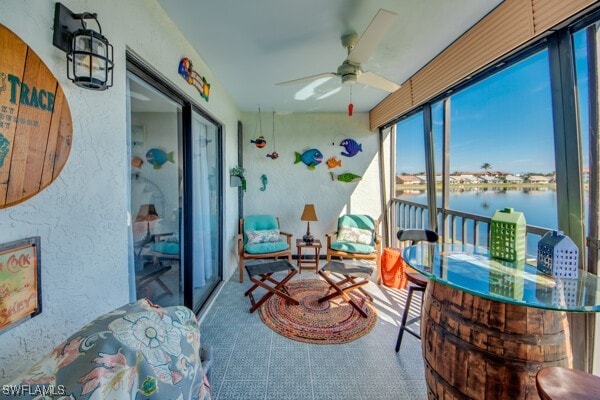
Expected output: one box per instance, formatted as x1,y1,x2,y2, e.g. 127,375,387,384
52,2,113,90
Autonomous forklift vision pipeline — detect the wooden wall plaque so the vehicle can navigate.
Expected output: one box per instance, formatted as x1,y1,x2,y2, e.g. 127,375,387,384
0,24,72,209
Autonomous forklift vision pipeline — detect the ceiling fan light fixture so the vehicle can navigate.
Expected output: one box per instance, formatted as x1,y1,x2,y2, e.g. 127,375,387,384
341,74,357,85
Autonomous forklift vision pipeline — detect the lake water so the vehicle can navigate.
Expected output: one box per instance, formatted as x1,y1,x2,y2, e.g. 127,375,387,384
397,187,581,254
398,187,559,228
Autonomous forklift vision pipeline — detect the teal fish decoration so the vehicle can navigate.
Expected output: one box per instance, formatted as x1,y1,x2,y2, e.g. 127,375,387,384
331,172,362,183
260,174,268,191
146,148,175,169
294,148,323,170
0,133,9,168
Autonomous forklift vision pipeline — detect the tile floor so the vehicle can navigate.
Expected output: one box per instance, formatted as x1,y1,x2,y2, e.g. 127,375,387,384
199,267,428,400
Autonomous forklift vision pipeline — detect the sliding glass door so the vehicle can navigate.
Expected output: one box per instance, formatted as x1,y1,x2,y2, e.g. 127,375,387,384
128,73,183,307
190,109,221,310
126,59,222,313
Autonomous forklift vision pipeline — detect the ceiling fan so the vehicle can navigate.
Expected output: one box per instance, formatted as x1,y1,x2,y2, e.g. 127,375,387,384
276,9,400,93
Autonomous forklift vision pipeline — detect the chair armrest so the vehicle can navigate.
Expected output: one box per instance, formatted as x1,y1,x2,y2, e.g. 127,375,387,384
326,231,337,248
152,232,174,242
237,233,244,254
280,231,292,246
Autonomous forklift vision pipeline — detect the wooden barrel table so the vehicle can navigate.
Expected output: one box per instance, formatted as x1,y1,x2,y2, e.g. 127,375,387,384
421,281,573,400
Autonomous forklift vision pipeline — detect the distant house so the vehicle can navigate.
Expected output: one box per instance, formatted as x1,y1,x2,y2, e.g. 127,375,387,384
526,175,551,184
479,175,501,183
396,175,420,185
504,175,524,183
415,175,428,183
456,174,481,184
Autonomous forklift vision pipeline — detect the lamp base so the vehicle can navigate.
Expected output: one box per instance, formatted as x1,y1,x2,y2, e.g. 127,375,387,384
303,234,314,244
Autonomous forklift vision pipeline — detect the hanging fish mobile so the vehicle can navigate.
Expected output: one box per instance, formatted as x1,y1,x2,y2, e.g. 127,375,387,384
340,138,362,157
251,135,267,148
266,152,279,159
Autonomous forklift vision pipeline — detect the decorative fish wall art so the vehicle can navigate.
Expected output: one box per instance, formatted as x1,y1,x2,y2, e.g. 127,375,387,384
146,148,175,169
340,138,362,157
331,172,362,183
326,157,342,169
294,148,323,170
131,156,144,169
266,152,279,159
251,135,266,148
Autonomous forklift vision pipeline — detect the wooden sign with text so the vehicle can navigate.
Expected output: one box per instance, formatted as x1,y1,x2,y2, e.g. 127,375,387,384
0,23,72,208
0,237,41,332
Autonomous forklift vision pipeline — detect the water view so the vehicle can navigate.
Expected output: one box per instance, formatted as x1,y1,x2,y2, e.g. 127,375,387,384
396,187,578,257
398,187,559,229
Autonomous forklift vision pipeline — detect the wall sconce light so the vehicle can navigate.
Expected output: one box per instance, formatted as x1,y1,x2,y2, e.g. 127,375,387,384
52,2,113,90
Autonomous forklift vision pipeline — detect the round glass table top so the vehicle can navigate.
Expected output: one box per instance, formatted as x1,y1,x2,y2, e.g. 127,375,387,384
402,243,600,312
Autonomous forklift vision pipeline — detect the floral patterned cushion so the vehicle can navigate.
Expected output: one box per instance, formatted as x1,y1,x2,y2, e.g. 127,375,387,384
246,229,281,244
9,299,211,400
337,226,374,245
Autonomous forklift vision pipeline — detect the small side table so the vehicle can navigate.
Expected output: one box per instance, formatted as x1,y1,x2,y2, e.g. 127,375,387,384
296,239,322,273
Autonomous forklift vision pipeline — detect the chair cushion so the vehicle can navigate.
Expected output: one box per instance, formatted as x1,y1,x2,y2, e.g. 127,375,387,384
331,241,375,254
150,242,180,255
245,215,279,231
246,229,281,244
337,226,374,245
243,215,279,244
338,214,375,231
245,241,289,254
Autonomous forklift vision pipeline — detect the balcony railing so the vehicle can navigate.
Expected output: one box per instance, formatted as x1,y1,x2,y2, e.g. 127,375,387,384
390,198,551,259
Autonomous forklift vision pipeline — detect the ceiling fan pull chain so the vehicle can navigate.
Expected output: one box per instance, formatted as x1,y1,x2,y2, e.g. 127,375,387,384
348,86,354,117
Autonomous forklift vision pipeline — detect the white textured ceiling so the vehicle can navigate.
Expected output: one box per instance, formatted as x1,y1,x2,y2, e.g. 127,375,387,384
157,0,502,113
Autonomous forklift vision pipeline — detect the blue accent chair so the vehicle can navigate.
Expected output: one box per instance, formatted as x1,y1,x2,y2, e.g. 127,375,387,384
238,215,293,282
325,214,381,273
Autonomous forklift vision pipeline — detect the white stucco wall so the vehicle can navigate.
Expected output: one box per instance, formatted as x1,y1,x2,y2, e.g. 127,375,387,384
0,0,241,381
240,112,383,243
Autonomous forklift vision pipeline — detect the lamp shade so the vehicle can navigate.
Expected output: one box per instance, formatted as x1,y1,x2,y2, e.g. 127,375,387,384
301,204,318,221
136,204,159,221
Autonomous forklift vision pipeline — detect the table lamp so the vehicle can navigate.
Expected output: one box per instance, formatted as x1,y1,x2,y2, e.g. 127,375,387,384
301,204,318,244
136,204,159,221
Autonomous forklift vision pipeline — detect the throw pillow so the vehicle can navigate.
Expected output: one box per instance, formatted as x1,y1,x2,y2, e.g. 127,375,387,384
337,226,373,245
246,229,281,244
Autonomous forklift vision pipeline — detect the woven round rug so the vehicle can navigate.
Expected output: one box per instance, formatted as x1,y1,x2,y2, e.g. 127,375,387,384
258,279,377,344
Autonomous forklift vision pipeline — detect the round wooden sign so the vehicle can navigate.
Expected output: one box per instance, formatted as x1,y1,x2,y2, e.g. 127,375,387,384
0,24,72,209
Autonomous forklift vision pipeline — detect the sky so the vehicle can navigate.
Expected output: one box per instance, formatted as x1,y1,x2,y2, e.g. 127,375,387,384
396,30,590,175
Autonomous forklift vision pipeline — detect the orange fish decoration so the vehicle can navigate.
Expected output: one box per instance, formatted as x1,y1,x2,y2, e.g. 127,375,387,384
131,156,144,168
326,157,342,169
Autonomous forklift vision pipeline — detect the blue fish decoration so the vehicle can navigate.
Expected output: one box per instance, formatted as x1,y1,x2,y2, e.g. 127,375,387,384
294,149,323,170
146,148,175,169
340,138,362,157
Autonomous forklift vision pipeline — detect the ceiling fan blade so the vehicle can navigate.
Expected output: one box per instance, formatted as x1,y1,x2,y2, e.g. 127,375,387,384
348,9,397,64
357,71,400,92
275,72,337,86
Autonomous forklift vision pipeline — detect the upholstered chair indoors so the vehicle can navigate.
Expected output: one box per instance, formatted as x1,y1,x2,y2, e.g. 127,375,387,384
238,214,293,282
325,214,381,271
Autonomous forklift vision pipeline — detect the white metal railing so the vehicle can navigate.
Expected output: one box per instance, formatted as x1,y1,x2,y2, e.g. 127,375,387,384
390,198,552,258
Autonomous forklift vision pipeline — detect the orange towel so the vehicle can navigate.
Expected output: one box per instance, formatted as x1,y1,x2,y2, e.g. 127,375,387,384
381,248,408,289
